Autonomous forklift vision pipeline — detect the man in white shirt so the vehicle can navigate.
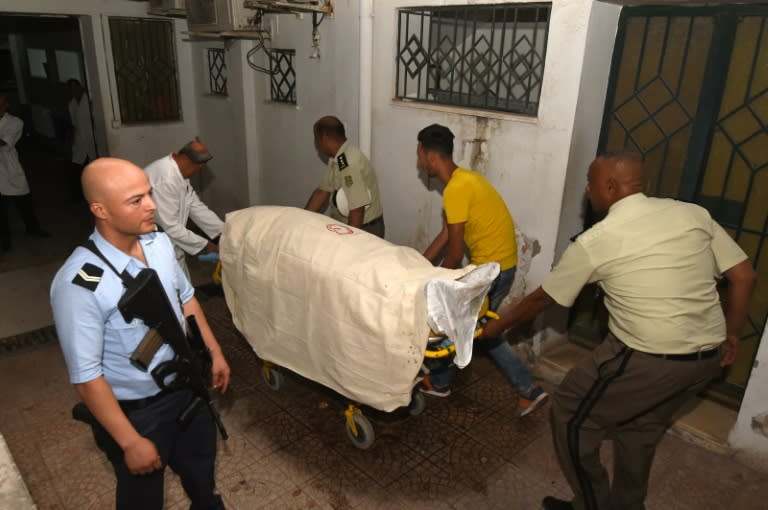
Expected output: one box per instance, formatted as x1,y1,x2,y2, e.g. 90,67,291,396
144,139,224,279
0,94,49,252
67,79,97,202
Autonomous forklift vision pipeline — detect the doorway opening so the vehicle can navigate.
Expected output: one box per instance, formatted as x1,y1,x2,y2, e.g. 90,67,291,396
0,14,97,274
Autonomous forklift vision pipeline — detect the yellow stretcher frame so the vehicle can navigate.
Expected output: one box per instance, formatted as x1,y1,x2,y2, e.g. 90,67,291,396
258,297,501,450
423,297,499,358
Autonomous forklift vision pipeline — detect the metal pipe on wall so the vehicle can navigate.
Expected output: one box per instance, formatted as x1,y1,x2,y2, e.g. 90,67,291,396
358,0,373,156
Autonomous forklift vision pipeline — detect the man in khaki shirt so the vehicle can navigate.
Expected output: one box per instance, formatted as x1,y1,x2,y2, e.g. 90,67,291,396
305,116,384,238
482,151,756,510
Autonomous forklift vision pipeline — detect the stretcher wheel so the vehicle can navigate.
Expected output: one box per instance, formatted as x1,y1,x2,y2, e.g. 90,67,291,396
261,365,283,391
345,413,375,449
408,391,426,416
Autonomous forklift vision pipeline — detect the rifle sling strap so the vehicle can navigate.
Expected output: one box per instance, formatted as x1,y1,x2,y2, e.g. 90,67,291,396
82,240,134,287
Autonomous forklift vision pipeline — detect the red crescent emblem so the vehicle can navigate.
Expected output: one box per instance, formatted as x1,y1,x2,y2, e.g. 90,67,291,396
326,224,354,235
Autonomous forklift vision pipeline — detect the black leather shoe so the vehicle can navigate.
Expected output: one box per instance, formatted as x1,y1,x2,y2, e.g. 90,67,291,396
542,496,574,510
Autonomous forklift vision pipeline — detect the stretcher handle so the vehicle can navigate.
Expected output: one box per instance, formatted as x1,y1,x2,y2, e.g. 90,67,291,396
474,310,500,339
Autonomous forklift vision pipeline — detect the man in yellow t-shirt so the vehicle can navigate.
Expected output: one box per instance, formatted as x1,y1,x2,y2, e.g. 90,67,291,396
416,124,547,417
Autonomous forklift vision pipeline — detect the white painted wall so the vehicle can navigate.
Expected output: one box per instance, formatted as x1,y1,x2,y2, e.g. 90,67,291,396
193,0,598,289
553,2,621,260
189,40,252,217
79,15,110,160
371,0,595,288
537,1,622,346
241,0,598,287
731,322,768,462
247,0,362,209
0,0,199,165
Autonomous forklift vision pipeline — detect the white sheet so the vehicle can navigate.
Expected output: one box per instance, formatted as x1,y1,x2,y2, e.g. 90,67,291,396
220,206,496,411
426,262,499,368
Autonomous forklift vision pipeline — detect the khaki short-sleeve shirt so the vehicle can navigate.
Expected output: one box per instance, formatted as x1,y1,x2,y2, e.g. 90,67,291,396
318,141,383,224
542,194,748,354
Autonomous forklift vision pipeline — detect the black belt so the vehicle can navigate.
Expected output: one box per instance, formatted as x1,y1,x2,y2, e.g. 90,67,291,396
611,331,720,362
364,215,384,227
119,389,174,413
642,347,719,361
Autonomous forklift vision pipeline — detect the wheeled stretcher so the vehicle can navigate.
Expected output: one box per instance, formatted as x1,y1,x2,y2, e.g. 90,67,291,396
219,206,498,448
256,296,500,449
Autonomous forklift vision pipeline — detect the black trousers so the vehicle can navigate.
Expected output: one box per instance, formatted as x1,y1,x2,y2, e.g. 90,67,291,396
0,193,42,247
360,215,385,239
91,390,224,510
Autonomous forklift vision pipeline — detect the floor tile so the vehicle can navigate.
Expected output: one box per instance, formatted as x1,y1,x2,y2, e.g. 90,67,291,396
216,455,297,509
426,432,510,491
301,464,389,510
0,261,59,337
253,487,324,510
2,293,768,510
266,434,350,485
384,461,477,509
465,403,550,463
239,408,313,453
335,429,431,487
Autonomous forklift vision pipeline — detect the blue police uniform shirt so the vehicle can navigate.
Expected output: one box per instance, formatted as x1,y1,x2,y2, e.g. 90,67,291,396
50,229,194,400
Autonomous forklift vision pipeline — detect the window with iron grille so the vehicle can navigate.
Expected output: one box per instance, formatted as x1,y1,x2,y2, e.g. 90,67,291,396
396,3,551,116
269,49,296,104
108,17,181,123
207,48,228,96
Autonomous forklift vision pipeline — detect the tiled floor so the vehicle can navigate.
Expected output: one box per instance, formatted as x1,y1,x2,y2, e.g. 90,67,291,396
2,296,768,510
2,144,768,509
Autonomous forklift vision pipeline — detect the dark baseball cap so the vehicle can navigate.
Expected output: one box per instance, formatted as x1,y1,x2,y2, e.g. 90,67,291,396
179,140,213,164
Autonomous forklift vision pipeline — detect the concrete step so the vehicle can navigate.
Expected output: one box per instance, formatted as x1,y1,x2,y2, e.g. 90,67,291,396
0,433,36,509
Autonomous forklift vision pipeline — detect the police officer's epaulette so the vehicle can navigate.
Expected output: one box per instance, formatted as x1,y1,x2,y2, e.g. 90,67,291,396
72,263,104,291
569,230,586,243
337,153,349,170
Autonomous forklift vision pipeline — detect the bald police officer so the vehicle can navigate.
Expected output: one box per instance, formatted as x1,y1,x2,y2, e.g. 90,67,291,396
50,157,230,510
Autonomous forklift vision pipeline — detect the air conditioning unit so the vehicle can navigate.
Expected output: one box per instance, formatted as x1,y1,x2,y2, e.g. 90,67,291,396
186,0,261,32
244,1,332,14
148,0,187,17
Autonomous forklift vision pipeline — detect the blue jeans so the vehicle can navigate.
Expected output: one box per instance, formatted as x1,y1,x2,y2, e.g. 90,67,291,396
429,266,534,395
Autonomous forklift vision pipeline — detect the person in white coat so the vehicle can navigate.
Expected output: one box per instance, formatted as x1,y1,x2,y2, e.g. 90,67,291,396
0,95,49,252
144,139,224,279
67,79,97,202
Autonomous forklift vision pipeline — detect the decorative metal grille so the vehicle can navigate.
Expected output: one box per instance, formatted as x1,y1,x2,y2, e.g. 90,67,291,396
108,17,181,123
591,5,768,400
599,15,714,198
396,4,551,116
207,48,227,96
269,49,296,104
701,14,768,362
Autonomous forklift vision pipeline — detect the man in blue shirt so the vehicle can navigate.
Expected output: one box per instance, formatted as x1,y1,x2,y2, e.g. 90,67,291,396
50,157,230,509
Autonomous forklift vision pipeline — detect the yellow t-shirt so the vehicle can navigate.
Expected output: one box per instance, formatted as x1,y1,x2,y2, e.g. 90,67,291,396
443,168,517,270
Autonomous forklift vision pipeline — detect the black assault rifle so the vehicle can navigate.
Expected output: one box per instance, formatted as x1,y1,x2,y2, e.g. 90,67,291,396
119,268,228,440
